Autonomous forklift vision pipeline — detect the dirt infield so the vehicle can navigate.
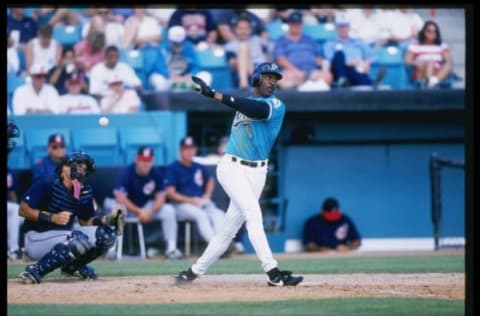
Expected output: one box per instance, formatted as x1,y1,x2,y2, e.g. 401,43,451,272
8,249,464,304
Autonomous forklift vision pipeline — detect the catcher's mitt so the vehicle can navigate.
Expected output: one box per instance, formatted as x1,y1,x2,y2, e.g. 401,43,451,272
101,205,125,236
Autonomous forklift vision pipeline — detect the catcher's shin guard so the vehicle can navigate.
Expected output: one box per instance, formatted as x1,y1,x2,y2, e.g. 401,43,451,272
61,225,116,277
20,230,93,284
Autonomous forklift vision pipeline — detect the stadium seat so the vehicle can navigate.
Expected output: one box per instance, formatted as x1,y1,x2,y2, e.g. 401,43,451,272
71,127,120,166
120,49,147,87
266,19,287,41
302,22,337,48
7,73,26,95
24,128,71,166
53,25,82,48
8,129,27,169
370,46,412,89
119,127,166,165
196,48,233,91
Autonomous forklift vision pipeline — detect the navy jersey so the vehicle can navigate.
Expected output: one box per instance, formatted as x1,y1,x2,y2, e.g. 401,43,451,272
164,161,210,198
22,178,95,233
32,155,61,183
302,214,361,249
224,95,285,160
113,164,166,207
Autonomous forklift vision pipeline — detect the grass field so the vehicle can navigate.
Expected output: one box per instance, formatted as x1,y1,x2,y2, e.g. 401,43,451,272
7,252,465,316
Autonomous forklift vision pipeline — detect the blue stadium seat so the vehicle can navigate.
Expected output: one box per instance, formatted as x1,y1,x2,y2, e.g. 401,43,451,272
71,127,120,166
370,46,412,89
266,20,287,41
196,48,233,91
24,128,71,166
119,127,166,165
302,23,337,48
8,130,27,169
120,49,147,87
53,25,82,47
7,73,26,95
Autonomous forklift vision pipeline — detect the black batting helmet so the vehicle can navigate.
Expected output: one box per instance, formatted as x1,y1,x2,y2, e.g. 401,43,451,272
7,120,20,154
251,62,283,87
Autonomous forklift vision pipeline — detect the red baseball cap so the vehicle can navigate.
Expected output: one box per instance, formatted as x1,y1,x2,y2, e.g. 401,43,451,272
136,146,154,162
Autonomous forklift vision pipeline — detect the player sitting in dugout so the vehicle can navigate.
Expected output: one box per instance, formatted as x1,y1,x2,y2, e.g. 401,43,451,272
302,197,361,252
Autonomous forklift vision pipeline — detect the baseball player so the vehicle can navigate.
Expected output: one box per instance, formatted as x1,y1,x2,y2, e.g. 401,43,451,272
175,62,303,286
18,152,125,284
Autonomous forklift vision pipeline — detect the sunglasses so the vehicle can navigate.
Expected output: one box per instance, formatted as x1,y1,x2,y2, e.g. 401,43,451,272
50,145,65,150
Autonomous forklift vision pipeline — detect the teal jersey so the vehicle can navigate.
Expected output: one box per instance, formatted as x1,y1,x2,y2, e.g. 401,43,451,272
225,95,285,160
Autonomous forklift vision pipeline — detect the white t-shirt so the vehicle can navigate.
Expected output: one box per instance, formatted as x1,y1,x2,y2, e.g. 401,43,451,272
135,16,162,42
31,37,59,72
89,62,142,97
12,83,61,115
59,94,101,114
7,47,20,74
100,89,141,113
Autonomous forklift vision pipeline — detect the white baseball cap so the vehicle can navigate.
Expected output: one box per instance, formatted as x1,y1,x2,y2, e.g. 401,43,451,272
168,26,186,43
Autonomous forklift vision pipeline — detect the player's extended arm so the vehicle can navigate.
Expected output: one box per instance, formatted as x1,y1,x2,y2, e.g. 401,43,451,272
18,201,72,226
192,76,270,119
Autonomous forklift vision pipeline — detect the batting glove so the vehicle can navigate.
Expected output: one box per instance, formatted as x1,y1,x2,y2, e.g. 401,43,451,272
192,76,215,98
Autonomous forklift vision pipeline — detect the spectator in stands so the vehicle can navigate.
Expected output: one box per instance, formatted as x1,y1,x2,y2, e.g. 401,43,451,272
147,7,176,28
122,7,163,50
404,20,452,89
383,8,425,48
323,13,375,88
148,26,212,92
214,8,268,45
273,11,332,91
103,146,184,260
7,167,24,260
165,136,226,247
100,74,141,113
302,197,361,253
12,63,61,115
74,30,106,73
7,7,38,51
8,32,20,75
168,8,218,47
59,70,100,114
24,24,62,74
308,6,337,24
224,15,269,89
31,133,67,183
48,47,87,95
29,7,79,27
346,8,389,48
110,8,134,23
82,8,125,49
88,45,142,100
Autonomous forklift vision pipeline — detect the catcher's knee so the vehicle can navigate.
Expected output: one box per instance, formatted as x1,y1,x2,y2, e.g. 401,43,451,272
95,224,116,250
67,230,94,258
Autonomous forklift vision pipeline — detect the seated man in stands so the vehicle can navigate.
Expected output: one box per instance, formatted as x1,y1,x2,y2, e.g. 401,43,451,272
303,197,361,252
103,146,183,260
31,133,68,183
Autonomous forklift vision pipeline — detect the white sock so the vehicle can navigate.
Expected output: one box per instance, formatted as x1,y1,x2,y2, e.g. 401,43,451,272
428,76,439,87
167,240,177,253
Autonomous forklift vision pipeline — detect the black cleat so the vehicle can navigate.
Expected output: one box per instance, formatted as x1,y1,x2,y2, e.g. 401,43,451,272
267,269,303,287
174,268,197,285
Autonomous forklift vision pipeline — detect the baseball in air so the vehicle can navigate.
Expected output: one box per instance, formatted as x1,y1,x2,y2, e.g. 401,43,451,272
98,116,109,127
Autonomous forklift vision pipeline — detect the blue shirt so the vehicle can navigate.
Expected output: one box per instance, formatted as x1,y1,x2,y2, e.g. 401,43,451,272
323,38,376,64
7,14,38,44
165,161,211,198
225,95,285,160
31,155,61,183
113,164,166,207
302,214,361,249
273,34,323,73
22,178,95,233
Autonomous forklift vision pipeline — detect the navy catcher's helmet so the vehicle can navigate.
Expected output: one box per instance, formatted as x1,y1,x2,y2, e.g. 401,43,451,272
7,120,20,154
57,152,96,182
251,62,283,87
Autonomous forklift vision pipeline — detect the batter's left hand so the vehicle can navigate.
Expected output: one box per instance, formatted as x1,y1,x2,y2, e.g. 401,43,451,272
192,76,215,98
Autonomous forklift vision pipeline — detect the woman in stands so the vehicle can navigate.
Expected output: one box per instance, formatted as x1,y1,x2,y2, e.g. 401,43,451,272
404,20,452,89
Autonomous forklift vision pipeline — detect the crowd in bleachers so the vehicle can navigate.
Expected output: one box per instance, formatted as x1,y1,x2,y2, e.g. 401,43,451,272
7,6,458,115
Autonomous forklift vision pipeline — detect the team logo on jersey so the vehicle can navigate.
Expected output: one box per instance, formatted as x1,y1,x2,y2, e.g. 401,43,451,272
194,169,204,187
272,98,281,108
232,111,254,127
143,180,156,195
335,223,349,240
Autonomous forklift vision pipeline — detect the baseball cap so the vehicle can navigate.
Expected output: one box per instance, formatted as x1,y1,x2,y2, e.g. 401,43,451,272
287,11,303,24
168,25,186,43
335,13,350,26
136,146,155,162
30,63,49,76
180,136,197,148
66,70,85,85
48,133,66,147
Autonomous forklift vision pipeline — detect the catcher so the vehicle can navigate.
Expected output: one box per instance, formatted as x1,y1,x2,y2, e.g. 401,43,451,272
18,152,125,284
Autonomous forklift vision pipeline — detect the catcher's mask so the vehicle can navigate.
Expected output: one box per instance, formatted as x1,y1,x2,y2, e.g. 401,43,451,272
7,120,20,154
251,62,283,87
57,152,96,183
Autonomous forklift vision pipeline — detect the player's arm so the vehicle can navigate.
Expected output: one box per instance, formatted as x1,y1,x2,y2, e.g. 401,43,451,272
192,76,270,119
113,191,142,216
18,201,72,226
166,186,197,205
